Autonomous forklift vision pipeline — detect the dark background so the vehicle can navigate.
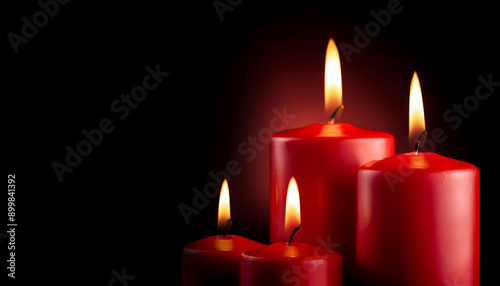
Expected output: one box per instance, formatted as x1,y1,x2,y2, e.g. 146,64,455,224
4,0,499,285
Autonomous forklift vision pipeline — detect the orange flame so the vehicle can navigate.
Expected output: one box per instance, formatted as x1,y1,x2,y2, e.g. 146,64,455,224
217,179,231,231
285,177,301,233
409,71,426,148
325,38,343,119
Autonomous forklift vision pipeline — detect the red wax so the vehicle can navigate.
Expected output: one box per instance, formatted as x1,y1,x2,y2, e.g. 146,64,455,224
241,242,343,286
356,152,479,286
181,235,265,286
270,123,394,280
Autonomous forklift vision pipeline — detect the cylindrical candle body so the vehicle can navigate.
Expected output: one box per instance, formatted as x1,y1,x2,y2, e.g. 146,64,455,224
270,123,394,281
241,242,343,286
181,235,265,286
356,152,479,286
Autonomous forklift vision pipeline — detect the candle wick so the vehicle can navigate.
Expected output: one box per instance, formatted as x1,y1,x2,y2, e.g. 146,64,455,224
223,218,232,238
414,131,428,154
288,224,301,245
329,105,345,123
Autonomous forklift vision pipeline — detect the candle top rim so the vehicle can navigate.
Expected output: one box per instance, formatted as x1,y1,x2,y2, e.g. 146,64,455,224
272,122,393,139
182,235,265,253
242,242,342,261
360,152,478,172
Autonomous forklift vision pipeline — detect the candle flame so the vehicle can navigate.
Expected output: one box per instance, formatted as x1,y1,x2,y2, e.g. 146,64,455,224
325,38,343,119
285,177,301,233
409,71,426,149
217,179,231,231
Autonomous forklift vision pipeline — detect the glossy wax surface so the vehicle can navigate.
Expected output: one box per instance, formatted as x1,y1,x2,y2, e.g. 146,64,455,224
356,152,479,286
270,123,394,281
181,235,265,286
241,242,343,286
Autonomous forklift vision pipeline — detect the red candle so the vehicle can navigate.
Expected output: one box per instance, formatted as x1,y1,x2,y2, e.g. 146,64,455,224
270,38,394,281
242,178,343,286
181,180,265,286
356,72,480,286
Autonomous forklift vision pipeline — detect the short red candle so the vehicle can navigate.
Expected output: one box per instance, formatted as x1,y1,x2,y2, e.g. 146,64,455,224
356,72,480,286
356,152,479,286
241,242,343,286
181,179,265,286
181,235,265,286
242,177,343,286
270,38,395,282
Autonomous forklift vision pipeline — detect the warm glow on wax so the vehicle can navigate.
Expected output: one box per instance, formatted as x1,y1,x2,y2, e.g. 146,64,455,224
409,71,426,148
325,38,343,119
217,179,231,231
285,177,301,232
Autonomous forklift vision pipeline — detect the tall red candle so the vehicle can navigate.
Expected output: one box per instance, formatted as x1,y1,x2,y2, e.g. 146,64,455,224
181,180,265,286
242,178,343,286
356,72,480,286
270,39,394,281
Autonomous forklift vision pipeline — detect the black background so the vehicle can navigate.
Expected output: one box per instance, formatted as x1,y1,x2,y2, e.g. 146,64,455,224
4,0,499,285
